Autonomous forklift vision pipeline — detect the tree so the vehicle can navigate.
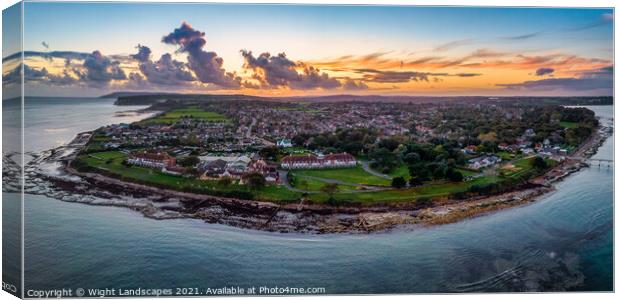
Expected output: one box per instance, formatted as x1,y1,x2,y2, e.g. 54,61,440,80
178,155,200,167
532,156,548,169
259,146,280,161
320,183,339,200
245,172,266,190
391,177,407,188
446,168,464,182
369,147,399,173
377,138,400,151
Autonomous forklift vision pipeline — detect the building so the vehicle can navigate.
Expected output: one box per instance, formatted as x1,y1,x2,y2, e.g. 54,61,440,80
281,152,357,169
467,155,502,170
127,151,176,169
277,139,293,148
462,145,477,155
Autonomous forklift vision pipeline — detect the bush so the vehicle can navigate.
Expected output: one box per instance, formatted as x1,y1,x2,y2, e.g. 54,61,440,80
391,176,407,188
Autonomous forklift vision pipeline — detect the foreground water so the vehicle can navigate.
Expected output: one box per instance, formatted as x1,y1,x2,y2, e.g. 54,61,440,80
5,98,614,293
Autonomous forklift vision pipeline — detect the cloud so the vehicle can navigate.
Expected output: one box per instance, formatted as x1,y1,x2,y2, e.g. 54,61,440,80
74,50,126,84
131,44,152,62
162,22,241,88
434,39,475,52
2,64,49,84
497,66,612,94
535,67,554,76
501,32,541,40
3,50,90,62
132,44,195,85
567,12,614,31
343,79,369,90
353,68,481,83
47,70,78,85
240,50,341,90
2,63,78,87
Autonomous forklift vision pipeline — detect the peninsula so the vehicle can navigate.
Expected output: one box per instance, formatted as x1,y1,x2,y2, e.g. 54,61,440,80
17,94,611,233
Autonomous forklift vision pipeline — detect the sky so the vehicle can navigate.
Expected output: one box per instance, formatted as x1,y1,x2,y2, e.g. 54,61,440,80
2,2,614,98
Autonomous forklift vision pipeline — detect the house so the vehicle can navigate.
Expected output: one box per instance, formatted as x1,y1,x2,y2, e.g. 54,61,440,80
277,139,293,148
281,152,357,169
462,145,477,155
467,155,502,170
199,159,227,178
127,151,176,169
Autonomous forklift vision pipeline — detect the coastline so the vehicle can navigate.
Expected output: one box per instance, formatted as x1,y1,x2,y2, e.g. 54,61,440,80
6,121,609,234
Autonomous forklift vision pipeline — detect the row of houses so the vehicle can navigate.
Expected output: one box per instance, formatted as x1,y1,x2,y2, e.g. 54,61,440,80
127,151,187,175
280,153,357,169
198,155,279,183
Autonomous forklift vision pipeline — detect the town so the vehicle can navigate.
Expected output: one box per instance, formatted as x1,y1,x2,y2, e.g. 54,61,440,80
70,98,599,205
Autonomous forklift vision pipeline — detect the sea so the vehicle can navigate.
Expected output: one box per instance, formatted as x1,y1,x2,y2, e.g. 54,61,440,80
2,98,614,294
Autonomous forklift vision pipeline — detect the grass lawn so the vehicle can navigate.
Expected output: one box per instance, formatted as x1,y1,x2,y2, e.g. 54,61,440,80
291,175,357,192
455,167,479,177
496,151,517,160
388,165,410,179
291,166,391,186
560,121,579,129
141,106,230,125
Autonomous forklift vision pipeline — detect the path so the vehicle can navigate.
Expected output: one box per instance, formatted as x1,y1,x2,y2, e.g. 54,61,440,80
359,161,392,179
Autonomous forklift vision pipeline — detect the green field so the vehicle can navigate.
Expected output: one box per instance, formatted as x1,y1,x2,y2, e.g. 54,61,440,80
560,121,579,129
291,166,391,186
289,174,358,192
141,106,230,125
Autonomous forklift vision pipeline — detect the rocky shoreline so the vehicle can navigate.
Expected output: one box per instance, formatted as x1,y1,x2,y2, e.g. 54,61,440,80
3,122,610,234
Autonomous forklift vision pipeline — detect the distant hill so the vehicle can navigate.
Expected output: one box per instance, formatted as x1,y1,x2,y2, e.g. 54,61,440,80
102,91,613,106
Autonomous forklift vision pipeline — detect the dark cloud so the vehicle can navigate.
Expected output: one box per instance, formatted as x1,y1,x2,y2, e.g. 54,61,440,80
3,50,90,62
2,64,78,87
354,68,481,83
497,66,612,94
131,44,152,62
132,45,195,85
434,39,475,52
240,50,341,90
535,67,554,76
290,65,341,89
455,73,482,77
2,64,49,85
343,79,369,90
75,50,126,84
162,22,240,88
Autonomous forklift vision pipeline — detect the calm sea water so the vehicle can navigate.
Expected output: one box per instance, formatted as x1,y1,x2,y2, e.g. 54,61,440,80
4,98,614,294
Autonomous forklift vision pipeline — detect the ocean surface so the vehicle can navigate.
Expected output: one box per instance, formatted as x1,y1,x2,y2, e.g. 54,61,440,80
3,98,614,294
